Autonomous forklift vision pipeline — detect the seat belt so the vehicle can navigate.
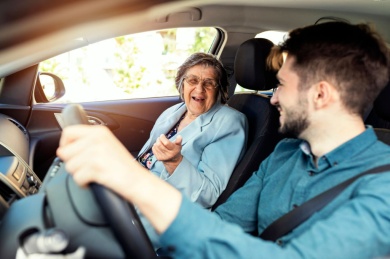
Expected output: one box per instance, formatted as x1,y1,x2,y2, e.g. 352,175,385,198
259,164,390,242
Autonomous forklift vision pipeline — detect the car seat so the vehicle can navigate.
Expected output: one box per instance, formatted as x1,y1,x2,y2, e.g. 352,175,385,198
212,38,283,210
366,78,390,145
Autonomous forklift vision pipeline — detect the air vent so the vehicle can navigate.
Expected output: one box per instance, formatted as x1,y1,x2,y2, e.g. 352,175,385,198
8,118,29,141
0,181,18,205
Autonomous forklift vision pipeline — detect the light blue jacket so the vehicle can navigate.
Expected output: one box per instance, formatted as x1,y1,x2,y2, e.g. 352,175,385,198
138,102,248,208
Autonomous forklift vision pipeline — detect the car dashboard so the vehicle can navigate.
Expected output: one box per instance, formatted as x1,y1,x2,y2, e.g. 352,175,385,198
0,113,41,218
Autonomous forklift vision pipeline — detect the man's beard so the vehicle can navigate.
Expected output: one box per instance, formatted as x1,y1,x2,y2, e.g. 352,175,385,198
279,105,310,138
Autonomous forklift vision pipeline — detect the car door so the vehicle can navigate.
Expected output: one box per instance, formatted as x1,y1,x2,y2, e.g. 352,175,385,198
28,98,181,180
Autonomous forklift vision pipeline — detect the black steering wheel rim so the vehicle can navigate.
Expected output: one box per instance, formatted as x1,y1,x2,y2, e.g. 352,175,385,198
61,103,156,258
90,184,156,258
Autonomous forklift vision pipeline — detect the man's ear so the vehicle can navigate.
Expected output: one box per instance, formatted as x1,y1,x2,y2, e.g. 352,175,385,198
312,81,337,109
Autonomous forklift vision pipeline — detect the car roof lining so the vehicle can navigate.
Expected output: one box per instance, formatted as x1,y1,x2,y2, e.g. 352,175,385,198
0,1,389,77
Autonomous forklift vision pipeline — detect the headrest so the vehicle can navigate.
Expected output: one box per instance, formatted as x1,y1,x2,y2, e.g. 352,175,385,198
234,38,278,91
373,79,390,121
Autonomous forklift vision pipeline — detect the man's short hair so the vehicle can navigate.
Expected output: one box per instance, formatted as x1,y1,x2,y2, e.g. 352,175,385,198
272,21,390,117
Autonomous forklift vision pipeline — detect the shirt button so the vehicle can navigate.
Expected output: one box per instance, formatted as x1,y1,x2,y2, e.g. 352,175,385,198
293,204,299,209
309,171,314,176
276,239,283,246
167,246,176,252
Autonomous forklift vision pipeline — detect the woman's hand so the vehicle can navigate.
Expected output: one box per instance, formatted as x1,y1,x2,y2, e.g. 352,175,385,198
152,134,183,174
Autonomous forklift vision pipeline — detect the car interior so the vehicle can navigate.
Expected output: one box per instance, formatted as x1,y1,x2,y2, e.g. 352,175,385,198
367,80,390,144
212,37,283,209
0,0,389,258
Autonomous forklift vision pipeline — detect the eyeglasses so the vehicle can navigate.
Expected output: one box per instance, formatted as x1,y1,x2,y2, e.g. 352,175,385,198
183,75,218,90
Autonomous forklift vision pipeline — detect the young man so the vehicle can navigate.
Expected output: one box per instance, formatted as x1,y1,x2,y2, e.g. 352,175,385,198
57,21,390,258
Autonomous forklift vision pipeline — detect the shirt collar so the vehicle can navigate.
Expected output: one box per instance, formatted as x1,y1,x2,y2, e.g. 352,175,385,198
300,126,378,169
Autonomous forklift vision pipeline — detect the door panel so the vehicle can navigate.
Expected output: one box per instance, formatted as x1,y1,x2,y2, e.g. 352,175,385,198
27,97,181,180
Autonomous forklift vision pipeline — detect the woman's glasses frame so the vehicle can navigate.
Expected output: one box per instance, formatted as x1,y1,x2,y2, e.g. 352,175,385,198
183,75,218,90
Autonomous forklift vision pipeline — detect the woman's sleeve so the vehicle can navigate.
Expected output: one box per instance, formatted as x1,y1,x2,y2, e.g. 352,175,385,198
165,110,248,208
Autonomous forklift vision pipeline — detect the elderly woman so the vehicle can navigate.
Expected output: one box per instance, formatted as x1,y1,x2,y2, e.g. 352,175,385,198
138,52,248,248
137,52,248,209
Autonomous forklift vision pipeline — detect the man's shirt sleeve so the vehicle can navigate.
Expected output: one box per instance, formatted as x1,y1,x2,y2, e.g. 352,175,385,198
159,173,390,259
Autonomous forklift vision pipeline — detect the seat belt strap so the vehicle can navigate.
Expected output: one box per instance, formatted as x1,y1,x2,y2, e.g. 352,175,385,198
259,164,390,242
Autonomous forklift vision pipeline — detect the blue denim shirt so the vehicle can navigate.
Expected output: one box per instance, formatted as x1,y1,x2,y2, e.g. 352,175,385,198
160,127,390,259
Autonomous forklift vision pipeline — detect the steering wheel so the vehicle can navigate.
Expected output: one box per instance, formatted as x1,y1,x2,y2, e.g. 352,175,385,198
61,104,157,259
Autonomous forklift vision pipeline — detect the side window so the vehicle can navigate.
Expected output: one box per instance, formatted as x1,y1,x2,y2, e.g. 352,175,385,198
38,27,217,103
234,30,287,93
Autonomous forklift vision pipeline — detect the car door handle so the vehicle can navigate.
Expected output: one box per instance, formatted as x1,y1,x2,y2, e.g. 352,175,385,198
87,116,106,126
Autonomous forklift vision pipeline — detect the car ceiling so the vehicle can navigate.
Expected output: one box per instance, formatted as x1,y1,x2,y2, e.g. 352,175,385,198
0,0,389,78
